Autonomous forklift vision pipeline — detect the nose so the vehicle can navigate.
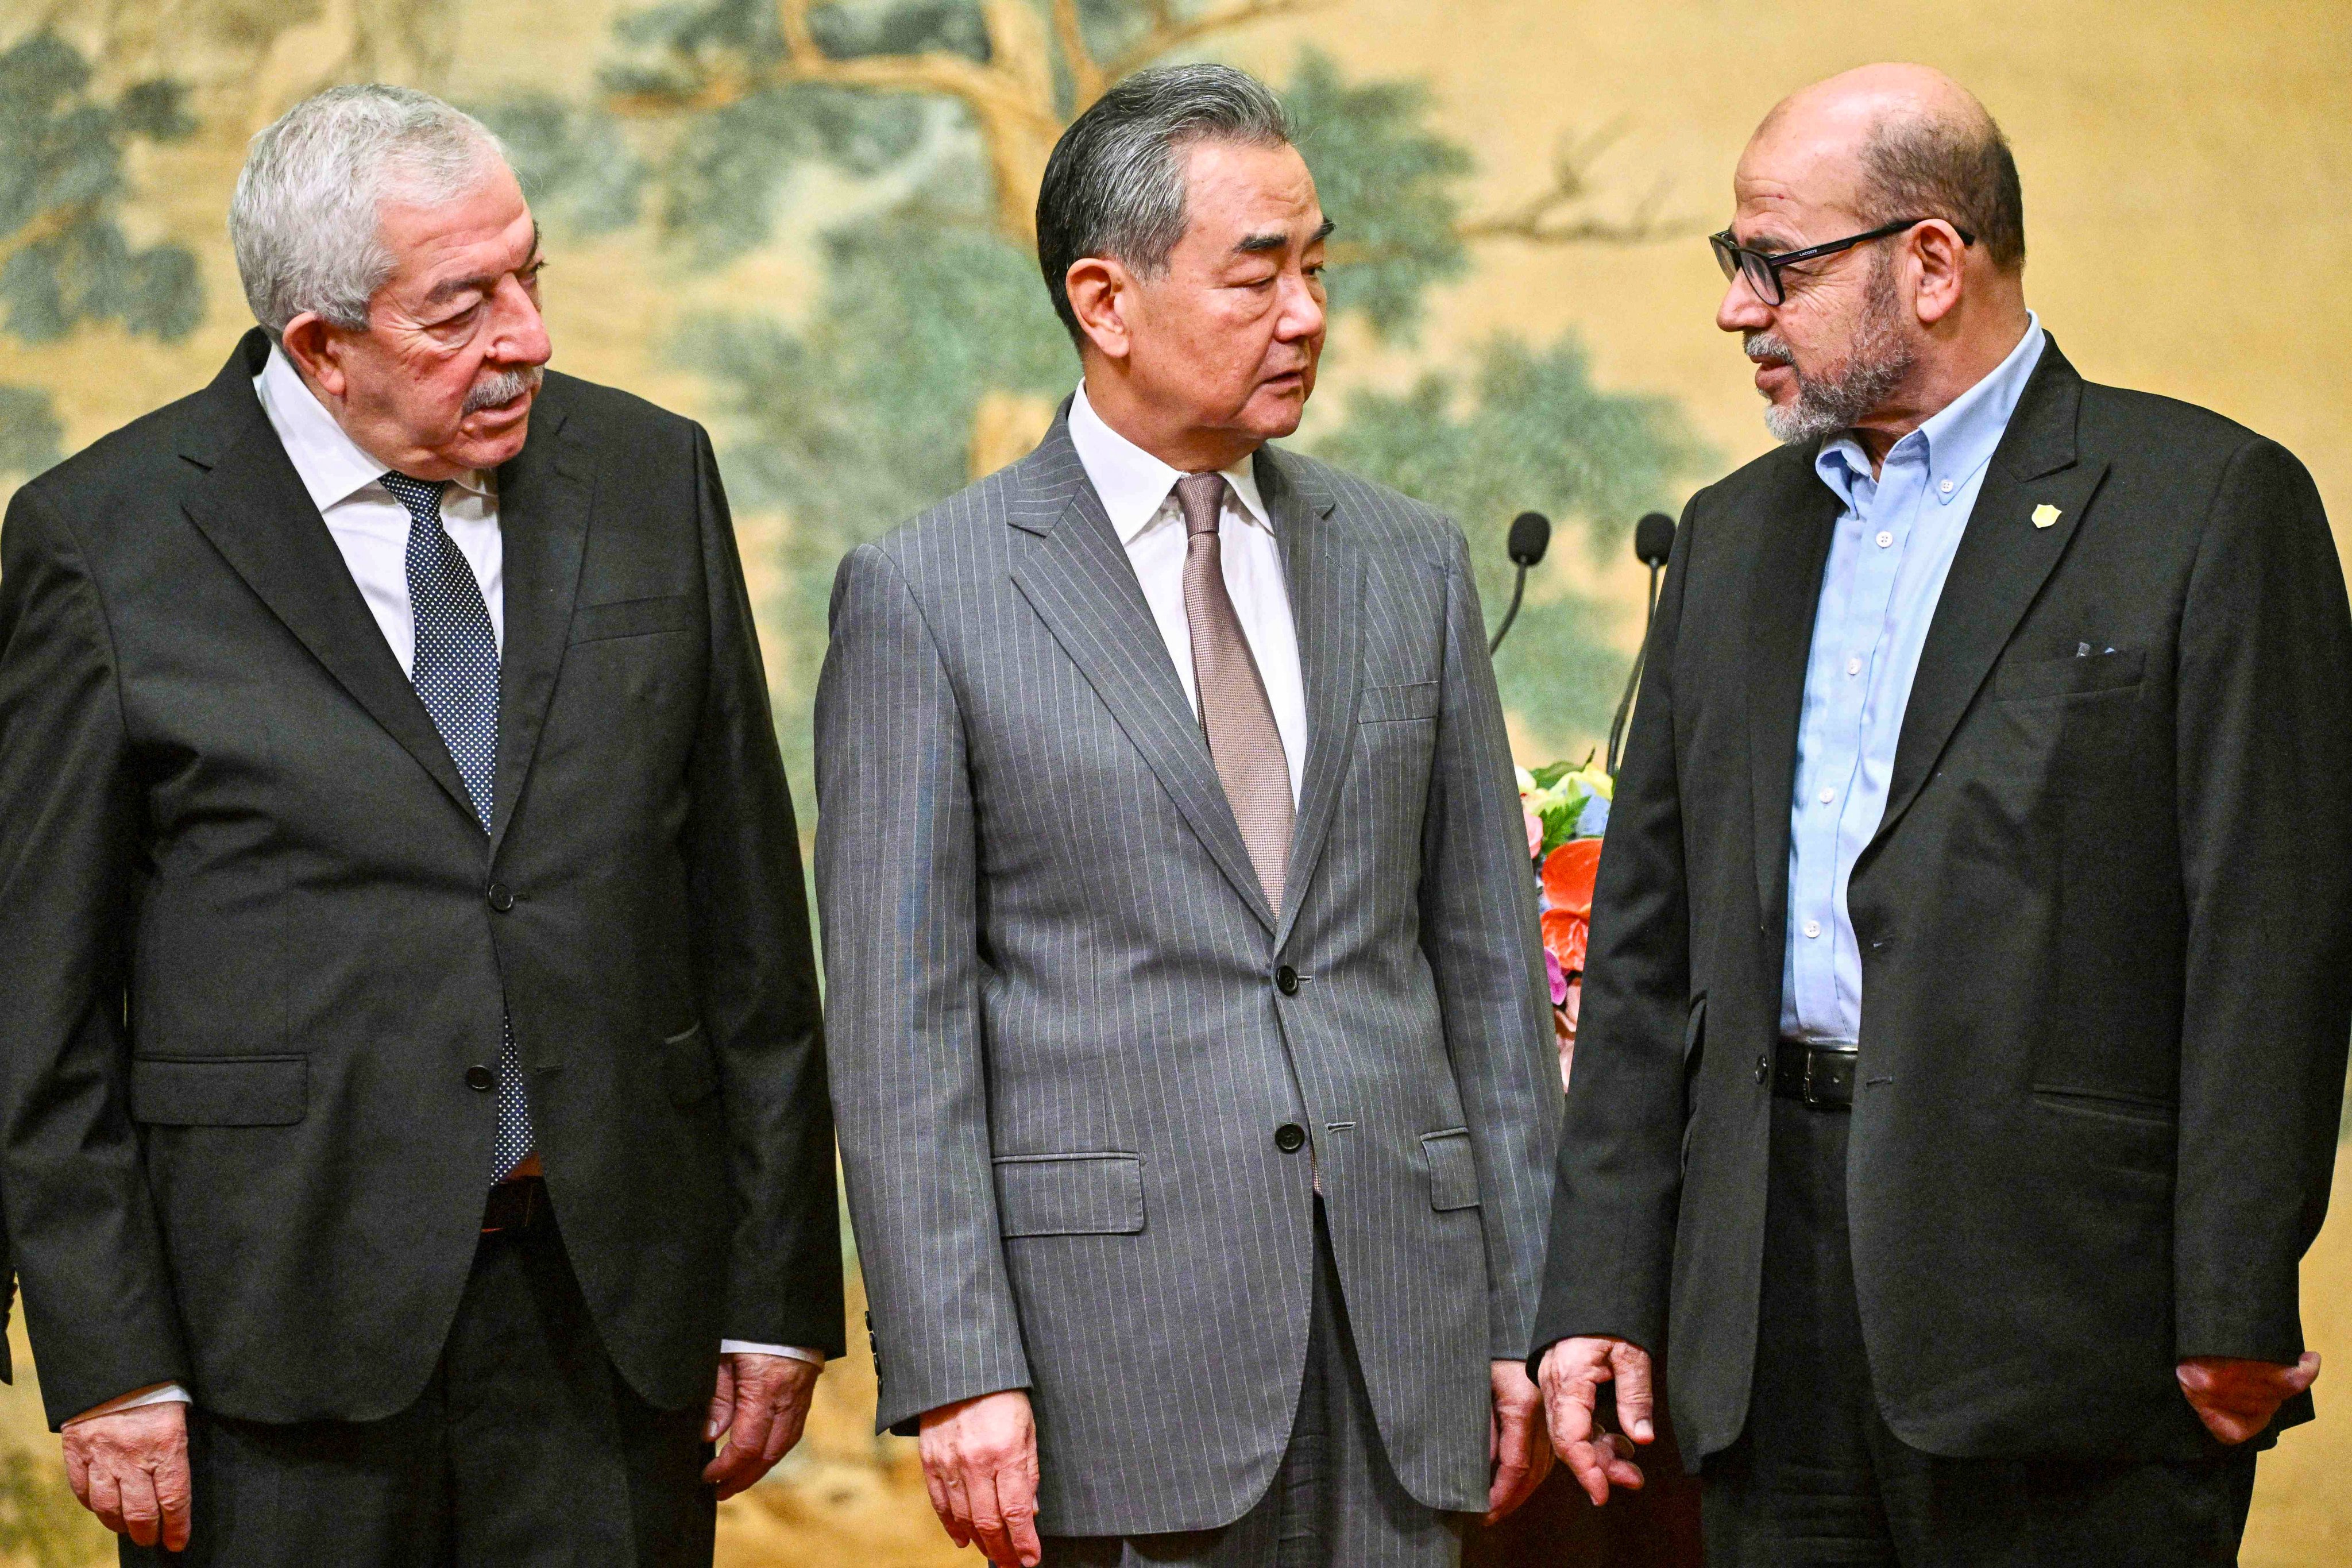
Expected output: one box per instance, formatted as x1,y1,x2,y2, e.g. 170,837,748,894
1276,268,1326,345
486,272,552,367
1717,272,1771,335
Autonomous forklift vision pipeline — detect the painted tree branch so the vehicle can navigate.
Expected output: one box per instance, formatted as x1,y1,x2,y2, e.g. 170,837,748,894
1051,0,1106,105
1101,0,1324,85
1459,126,1701,246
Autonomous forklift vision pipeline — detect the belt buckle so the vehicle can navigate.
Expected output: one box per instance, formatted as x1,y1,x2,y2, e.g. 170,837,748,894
1802,1045,1857,1111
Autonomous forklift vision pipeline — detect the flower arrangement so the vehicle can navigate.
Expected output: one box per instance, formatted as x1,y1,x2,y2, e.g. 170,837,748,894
1517,760,1611,1091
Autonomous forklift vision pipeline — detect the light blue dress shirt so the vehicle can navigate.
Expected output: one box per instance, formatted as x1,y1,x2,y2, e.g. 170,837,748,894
1780,315,2046,1042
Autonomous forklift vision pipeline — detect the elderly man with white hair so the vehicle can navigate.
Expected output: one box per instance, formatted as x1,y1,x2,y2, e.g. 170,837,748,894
0,84,841,1563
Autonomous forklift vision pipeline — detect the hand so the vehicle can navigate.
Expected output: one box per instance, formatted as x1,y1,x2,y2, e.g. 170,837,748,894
703,1352,821,1499
918,1389,1041,1567
1486,1358,1555,1523
2177,1353,2320,1445
62,1401,191,1551
1538,1336,1651,1507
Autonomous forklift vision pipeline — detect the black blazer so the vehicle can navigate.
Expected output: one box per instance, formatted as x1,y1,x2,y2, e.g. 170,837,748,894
0,330,842,1429
1534,340,2352,1464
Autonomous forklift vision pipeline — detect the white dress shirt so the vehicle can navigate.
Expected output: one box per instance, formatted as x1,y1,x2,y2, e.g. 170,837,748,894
64,352,816,1428
1067,381,1308,804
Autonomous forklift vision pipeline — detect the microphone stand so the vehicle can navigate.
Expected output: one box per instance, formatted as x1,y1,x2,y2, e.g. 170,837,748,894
1489,565,1530,656
1606,555,1668,777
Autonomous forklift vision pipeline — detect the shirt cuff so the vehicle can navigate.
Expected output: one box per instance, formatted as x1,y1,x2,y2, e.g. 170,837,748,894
720,1342,825,1367
65,1382,192,1425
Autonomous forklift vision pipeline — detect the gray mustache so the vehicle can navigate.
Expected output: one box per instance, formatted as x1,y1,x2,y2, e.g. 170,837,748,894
464,365,543,414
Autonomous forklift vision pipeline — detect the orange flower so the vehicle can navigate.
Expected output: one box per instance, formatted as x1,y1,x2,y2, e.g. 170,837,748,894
1542,908,1588,976
1542,839,1602,920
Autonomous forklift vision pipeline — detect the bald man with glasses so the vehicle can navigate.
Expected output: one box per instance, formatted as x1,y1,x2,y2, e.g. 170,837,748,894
1532,63,2352,1565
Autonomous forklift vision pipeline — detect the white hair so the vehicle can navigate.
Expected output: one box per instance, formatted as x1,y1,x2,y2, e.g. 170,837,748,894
230,83,509,343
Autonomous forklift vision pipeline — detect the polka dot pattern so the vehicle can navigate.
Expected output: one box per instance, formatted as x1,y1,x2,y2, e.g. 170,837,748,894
382,470,536,1183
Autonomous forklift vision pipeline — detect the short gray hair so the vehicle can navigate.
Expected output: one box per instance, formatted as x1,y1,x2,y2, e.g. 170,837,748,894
1036,64,1292,346
230,84,509,343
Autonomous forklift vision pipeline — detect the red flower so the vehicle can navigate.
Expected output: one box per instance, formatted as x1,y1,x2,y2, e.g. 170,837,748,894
1541,839,1601,920
1542,908,1588,978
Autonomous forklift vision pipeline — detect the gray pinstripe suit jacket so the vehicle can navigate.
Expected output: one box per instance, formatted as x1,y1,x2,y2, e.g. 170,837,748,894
814,411,1559,1535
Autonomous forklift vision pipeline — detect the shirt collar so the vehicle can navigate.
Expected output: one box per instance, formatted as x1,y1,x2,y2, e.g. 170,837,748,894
1816,310,2046,508
253,342,492,513
1068,380,1269,546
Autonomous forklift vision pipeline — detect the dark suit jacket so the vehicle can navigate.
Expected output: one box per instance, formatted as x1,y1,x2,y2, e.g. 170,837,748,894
1534,339,2352,1464
0,330,842,1430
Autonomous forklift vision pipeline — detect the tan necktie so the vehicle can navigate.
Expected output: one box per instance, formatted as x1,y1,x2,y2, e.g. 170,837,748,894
1176,472,1293,916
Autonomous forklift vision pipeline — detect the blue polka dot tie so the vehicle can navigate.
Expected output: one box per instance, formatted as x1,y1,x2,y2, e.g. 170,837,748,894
381,472,536,1184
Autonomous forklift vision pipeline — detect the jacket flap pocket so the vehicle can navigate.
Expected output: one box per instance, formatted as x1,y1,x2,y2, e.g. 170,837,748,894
1994,648,2145,701
130,1056,307,1127
662,1022,719,1105
994,1153,1145,1238
1358,681,1441,724
571,594,695,645
1419,1128,1481,1211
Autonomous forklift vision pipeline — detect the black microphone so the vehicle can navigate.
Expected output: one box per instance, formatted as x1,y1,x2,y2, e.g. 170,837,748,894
1635,510,1675,569
1488,511,1551,655
1608,512,1677,776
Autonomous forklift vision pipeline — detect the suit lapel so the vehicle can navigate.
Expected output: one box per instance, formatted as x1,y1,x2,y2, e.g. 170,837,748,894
488,400,594,852
1006,419,1279,934
178,339,476,821
1746,451,1844,930
1260,449,1357,948
1870,346,2106,849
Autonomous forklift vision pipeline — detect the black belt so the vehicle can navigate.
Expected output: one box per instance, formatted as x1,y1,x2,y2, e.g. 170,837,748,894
1773,1040,1859,1111
480,1175,549,1235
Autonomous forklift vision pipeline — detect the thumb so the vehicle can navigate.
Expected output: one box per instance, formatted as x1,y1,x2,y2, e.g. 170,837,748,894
2285,1351,2322,1395
706,1360,736,1443
1612,1344,1655,1444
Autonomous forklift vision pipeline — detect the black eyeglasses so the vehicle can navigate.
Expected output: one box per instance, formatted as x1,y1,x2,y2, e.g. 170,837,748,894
1709,218,1975,306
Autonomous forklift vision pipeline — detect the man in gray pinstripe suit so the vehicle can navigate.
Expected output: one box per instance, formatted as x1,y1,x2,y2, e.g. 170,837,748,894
816,65,1561,1568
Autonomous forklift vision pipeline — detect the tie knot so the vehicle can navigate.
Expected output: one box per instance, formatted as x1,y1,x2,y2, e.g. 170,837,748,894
1174,472,1228,540
380,470,451,524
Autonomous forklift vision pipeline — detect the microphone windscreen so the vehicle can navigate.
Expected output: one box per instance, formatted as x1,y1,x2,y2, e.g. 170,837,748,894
1635,511,1677,567
1507,511,1552,567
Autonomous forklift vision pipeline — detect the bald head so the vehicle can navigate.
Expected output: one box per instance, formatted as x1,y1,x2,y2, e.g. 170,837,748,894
1754,64,2025,272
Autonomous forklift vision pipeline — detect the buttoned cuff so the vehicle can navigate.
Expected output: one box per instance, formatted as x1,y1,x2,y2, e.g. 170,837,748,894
65,1382,192,1425
720,1342,825,1367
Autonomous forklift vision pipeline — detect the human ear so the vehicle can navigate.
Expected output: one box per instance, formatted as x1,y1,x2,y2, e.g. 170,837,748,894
1910,221,1969,327
279,314,350,400
1066,258,1132,361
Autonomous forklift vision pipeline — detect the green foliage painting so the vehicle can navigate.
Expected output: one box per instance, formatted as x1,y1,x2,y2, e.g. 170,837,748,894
0,30,203,478
480,0,1709,786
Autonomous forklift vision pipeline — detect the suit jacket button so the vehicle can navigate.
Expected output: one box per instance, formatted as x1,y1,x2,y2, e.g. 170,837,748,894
465,1065,497,1092
1275,1122,1307,1153
1755,1054,1771,1086
1275,965,1300,996
486,881,515,913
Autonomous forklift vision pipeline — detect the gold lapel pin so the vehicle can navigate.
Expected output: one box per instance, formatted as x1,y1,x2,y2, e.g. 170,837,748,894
2032,503,2062,529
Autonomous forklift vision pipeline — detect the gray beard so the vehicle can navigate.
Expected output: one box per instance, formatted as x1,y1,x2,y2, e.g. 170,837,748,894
1750,253,1917,446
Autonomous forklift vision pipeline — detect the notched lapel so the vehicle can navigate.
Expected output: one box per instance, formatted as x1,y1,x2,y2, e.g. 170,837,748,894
1005,424,1278,934
1745,454,1844,930
180,404,477,822
489,403,594,852
1261,450,1357,947
1872,351,2106,848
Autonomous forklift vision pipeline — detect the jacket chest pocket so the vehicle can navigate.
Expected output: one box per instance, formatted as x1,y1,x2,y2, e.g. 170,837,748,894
1976,650,2147,808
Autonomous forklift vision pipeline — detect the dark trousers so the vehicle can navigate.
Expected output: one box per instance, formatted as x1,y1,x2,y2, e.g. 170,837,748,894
125,1215,714,1567
1042,1204,1463,1567
1702,1094,2257,1567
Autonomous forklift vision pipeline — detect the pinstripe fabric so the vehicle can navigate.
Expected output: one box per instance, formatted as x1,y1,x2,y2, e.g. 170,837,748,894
815,411,1558,1536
